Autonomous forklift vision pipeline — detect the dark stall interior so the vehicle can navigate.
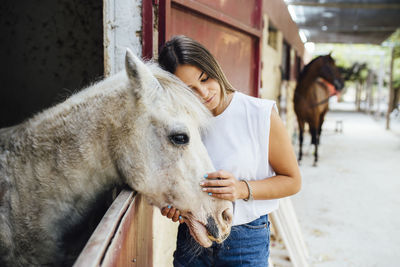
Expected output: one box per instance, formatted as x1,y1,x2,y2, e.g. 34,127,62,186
0,0,104,128
0,1,111,264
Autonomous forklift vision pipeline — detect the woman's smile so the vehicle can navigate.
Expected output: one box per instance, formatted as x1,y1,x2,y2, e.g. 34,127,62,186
204,94,215,104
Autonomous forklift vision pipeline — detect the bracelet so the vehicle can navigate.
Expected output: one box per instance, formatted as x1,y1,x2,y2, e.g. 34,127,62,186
241,179,254,201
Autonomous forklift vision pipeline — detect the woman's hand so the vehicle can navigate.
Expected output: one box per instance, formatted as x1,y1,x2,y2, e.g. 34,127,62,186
160,205,184,223
161,170,247,223
200,170,248,201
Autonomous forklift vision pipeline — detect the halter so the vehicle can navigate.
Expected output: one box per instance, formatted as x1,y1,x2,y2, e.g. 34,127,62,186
320,56,343,91
294,78,338,108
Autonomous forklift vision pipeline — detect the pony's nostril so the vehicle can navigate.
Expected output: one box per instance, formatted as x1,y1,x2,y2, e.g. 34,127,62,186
222,208,233,224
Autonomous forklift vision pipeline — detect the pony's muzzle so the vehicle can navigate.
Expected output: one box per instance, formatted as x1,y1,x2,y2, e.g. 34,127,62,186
222,208,233,225
206,216,219,239
206,208,233,242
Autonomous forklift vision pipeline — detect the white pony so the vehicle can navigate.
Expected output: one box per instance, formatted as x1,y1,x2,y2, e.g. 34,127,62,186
0,49,233,266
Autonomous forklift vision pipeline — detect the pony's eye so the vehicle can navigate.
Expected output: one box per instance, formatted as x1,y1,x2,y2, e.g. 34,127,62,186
169,134,189,145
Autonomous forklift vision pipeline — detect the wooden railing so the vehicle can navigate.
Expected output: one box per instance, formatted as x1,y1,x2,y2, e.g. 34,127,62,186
74,190,153,267
269,198,309,267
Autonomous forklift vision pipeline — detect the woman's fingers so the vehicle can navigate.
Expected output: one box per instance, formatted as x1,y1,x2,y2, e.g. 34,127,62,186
202,186,231,194
161,207,169,216
202,170,241,201
201,170,235,187
200,179,232,187
161,205,173,216
161,206,184,223
172,210,180,222
167,207,176,219
205,170,230,179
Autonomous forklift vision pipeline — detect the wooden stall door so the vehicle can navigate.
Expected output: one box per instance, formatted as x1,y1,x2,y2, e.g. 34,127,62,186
159,0,262,96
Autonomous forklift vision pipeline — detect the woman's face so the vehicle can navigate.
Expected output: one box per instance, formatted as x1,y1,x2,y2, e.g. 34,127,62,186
175,64,222,115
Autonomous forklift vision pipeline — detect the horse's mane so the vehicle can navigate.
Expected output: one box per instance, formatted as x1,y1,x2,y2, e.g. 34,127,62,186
297,56,323,83
24,62,211,133
147,63,212,129
0,61,211,149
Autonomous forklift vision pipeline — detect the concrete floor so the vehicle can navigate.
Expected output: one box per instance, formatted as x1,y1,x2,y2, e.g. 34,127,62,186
291,105,400,267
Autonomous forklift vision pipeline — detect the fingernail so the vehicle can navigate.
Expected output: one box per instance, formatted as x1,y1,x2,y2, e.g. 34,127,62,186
202,188,207,191
167,205,171,209
204,174,208,178
208,192,212,196
199,181,205,186
179,216,182,220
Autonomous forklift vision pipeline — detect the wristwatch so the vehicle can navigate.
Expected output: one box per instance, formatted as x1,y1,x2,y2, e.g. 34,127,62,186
241,179,254,201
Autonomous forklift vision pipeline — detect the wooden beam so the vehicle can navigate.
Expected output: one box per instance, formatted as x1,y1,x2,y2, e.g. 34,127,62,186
386,47,395,130
142,0,154,60
263,0,305,59
298,26,398,32
285,2,400,9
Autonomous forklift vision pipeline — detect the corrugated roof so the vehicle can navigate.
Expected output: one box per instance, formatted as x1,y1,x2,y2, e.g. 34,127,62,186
284,0,400,44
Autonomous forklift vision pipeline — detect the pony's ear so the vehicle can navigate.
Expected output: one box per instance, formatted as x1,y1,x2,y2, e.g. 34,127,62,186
125,48,160,100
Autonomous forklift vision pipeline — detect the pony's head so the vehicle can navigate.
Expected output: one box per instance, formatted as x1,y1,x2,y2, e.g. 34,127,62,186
116,49,232,247
319,54,344,91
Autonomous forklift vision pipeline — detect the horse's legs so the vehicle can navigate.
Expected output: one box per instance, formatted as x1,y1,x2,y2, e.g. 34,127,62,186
313,109,328,166
314,142,319,167
318,109,328,145
299,129,303,162
297,120,305,163
310,126,318,145
310,126,318,166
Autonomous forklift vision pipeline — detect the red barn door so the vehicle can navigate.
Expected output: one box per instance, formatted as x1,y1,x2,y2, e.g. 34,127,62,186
158,0,262,96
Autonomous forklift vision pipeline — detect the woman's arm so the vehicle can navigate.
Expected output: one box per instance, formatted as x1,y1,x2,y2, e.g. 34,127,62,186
202,108,301,200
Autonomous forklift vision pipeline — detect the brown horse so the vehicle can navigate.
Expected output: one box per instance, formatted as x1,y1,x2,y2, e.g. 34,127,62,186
294,54,344,166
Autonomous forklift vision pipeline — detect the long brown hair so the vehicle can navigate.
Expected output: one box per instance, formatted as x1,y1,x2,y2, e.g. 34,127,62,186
158,35,235,102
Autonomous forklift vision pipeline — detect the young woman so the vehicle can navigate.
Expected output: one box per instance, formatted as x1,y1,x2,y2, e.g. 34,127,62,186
158,35,301,267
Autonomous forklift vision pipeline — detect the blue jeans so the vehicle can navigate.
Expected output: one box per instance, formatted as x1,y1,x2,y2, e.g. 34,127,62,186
173,214,270,267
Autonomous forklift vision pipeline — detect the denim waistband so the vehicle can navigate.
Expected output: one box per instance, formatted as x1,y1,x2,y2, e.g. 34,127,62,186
235,214,268,227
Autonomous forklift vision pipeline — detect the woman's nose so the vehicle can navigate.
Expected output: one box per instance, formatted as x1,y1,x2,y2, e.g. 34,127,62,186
196,86,208,98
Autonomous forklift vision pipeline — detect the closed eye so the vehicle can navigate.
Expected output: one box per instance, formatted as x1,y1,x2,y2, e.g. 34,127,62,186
201,76,209,83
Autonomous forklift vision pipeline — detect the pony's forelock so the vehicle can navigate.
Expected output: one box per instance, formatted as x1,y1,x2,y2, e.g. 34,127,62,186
147,62,212,130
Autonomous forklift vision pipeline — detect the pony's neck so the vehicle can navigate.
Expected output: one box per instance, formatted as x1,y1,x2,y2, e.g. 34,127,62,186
14,73,130,199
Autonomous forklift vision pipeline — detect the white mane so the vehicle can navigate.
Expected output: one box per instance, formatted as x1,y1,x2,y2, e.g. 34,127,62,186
147,63,212,129
23,63,211,131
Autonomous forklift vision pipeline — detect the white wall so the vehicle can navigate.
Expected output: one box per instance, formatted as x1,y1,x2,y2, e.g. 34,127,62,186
104,0,142,76
260,14,283,102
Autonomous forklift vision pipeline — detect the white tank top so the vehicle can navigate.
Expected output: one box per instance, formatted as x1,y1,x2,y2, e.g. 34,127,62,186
202,92,279,226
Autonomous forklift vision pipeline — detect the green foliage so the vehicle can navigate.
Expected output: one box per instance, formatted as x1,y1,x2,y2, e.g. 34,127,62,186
393,57,400,89
313,43,390,72
313,30,400,92
381,29,400,90
386,29,400,109
385,28,400,50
